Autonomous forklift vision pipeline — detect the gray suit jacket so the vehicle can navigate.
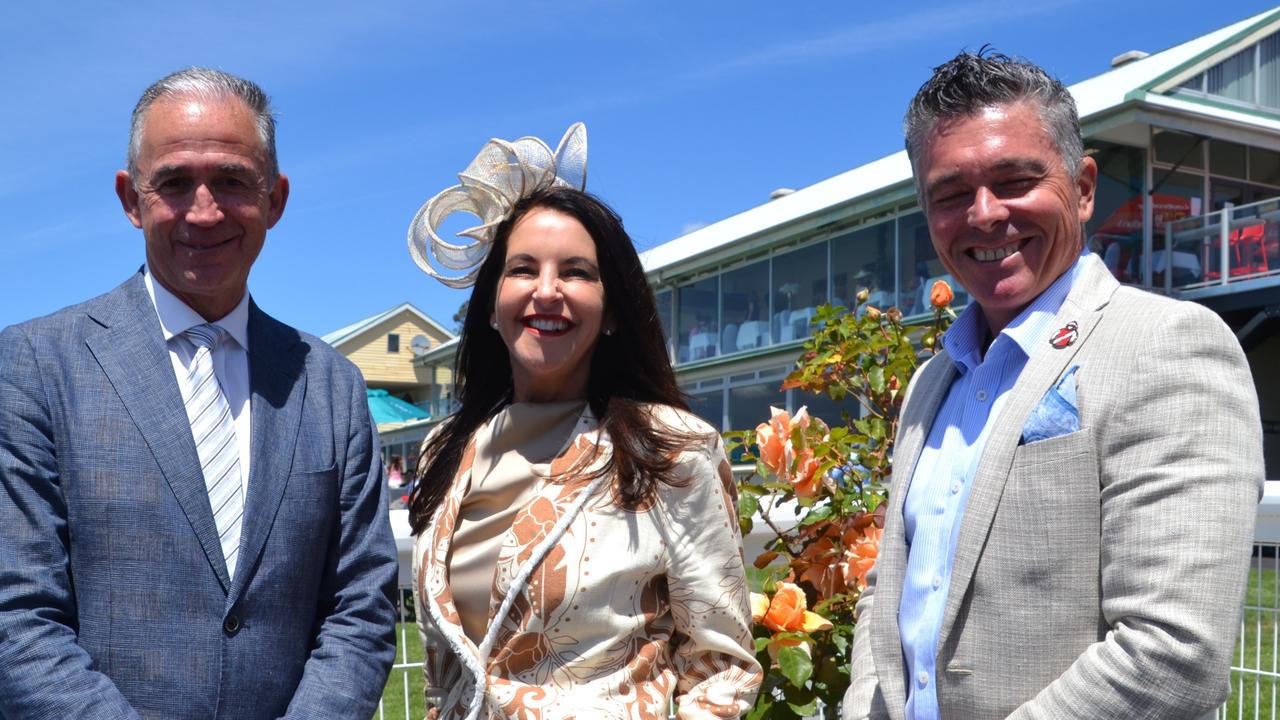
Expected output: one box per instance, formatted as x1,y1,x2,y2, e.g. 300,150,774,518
0,272,400,719
843,255,1264,719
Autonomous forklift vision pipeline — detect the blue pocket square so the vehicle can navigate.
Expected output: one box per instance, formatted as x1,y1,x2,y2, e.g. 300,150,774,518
1022,365,1080,444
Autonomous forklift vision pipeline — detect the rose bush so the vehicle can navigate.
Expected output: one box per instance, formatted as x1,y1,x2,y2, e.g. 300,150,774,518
726,282,954,718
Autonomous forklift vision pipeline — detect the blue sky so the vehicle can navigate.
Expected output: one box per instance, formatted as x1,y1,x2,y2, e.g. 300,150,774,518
2,1,1275,336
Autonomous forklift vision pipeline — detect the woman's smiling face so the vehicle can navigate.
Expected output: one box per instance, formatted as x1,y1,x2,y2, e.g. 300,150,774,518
493,207,610,403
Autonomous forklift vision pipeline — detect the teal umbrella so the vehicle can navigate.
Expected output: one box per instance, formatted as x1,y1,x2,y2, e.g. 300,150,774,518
366,389,431,425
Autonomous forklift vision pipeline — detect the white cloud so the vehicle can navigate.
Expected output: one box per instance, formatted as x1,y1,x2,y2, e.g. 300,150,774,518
680,221,709,236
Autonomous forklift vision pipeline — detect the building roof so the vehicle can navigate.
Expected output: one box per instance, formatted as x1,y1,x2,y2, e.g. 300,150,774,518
322,302,454,349
411,335,460,366
639,7,1280,278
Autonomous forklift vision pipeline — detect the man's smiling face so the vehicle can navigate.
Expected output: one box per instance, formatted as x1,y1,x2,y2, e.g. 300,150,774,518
116,94,288,320
918,101,1096,334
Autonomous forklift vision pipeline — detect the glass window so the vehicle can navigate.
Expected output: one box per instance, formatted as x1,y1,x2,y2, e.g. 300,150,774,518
387,334,400,353
1086,141,1146,283
1179,73,1204,92
1207,46,1256,104
1152,130,1205,170
831,220,895,314
772,243,828,344
676,276,719,363
1250,146,1280,186
727,380,787,432
1212,180,1248,213
1152,169,1206,286
1210,140,1247,179
686,389,725,430
1262,32,1280,108
896,211,971,314
720,260,771,354
655,289,674,359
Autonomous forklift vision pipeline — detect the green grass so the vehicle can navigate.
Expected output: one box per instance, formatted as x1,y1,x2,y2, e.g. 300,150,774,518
1227,565,1280,720
375,621,426,720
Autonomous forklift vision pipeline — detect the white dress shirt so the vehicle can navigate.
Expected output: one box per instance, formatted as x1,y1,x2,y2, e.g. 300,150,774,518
144,269,252,499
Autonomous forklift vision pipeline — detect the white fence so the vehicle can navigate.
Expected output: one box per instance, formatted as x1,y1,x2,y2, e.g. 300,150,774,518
381,487,1280,719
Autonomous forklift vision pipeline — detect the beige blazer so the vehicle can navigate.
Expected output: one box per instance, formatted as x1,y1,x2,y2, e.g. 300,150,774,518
844,254,1264,719
413,404,762,719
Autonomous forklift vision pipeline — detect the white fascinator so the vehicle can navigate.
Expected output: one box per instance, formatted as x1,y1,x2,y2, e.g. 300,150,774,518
408,123,588,288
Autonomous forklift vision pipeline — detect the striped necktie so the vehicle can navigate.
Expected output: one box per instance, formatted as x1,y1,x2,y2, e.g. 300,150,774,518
182,324,243,580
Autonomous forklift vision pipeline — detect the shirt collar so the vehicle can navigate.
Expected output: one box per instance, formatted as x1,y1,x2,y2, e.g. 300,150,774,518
144,268,251,351
943,250,1091,372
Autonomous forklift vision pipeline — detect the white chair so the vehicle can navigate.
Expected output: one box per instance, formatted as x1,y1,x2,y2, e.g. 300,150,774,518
721,324,739,355
737,321,766,350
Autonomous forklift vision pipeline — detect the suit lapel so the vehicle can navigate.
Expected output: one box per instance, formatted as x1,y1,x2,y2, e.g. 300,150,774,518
229,304,307,604
872,350,957,718
937,256,1119,651
84,273,233,591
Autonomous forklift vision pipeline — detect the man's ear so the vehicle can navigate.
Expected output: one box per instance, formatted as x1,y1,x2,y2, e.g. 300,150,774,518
115,171,144,229
1076,156,1098,224
266,173,290,228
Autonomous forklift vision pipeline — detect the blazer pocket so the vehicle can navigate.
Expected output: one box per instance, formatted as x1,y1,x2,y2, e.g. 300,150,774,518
287,463,339,500
1000,428,1100,586
1011,427,1093,470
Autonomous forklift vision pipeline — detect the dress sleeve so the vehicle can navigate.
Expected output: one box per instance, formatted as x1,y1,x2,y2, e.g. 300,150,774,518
661,429,763,718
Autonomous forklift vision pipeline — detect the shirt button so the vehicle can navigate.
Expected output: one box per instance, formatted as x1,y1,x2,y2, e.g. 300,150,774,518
976,389,988,402
951,481,962,494
918,670,930,687
932,574,942,590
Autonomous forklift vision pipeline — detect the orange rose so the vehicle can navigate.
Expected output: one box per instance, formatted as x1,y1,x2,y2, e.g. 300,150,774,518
841,525,883,591
755,406,795,475
790,447,823,499
930,279,954,308
761,582,833,634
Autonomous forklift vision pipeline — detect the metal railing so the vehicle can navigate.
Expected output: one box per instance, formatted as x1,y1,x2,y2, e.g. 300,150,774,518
1221,544,1280,720
1161,197,1280,294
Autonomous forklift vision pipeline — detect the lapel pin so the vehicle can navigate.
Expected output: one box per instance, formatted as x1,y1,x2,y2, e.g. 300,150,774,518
1050,321,1078,349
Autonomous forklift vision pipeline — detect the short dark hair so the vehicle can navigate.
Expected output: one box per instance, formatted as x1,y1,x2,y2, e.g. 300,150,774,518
408,187,697,533
128,67,279,184
905,48,1083,191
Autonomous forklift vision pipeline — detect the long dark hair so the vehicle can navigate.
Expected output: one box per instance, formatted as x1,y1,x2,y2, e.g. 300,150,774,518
408,187,698,534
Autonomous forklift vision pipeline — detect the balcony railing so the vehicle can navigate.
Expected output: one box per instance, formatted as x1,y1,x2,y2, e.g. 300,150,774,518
1159,197,1280,294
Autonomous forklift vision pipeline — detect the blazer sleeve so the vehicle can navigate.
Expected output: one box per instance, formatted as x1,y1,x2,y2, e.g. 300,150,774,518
843,561,889,720
282,365,400,719
663,431,764,719
1009,301,1264,719
0,324,142,719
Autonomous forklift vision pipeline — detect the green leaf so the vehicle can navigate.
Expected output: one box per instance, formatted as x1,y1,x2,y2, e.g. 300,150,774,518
738,491,760,524
797,504,833,527
868,365,886,394
777,644,814,687
786,697,819,715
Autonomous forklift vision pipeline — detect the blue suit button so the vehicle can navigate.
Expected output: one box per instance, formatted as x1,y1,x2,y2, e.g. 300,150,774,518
223,615,241,634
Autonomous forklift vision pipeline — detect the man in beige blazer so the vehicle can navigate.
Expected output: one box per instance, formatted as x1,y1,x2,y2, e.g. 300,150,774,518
843,51,1264,719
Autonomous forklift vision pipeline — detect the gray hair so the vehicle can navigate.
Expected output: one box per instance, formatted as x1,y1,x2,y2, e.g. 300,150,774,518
904,49,1083,197
127,67,278,184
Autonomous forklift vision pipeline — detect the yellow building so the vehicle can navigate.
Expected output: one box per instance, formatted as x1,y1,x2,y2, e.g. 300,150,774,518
323,303,455,466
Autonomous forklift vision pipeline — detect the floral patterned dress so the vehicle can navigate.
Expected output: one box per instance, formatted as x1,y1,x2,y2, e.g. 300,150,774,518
412,404,762,719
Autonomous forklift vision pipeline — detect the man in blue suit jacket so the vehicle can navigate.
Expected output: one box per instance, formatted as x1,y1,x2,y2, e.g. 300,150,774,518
0,68,399,719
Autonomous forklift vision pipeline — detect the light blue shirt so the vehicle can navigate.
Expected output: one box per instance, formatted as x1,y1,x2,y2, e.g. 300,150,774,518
899,252,1089,720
